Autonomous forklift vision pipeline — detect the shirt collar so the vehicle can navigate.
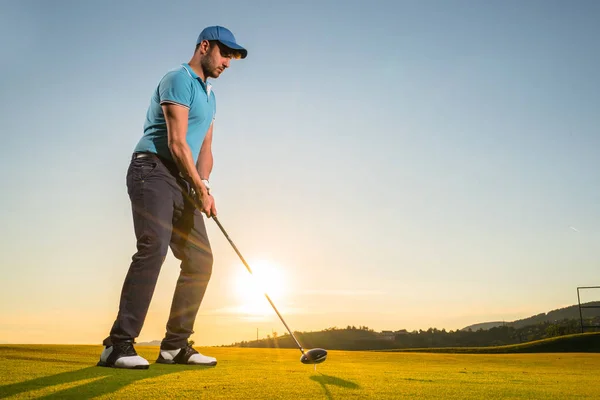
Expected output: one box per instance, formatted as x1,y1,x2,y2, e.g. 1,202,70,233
181,63,212,96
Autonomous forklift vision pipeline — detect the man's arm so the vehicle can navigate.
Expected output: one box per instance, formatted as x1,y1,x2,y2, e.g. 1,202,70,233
197,122,214,181
196,122,217,217
162,103,213,215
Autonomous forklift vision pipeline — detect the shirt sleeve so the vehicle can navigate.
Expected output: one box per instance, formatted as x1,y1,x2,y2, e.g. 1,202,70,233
158,70,193,108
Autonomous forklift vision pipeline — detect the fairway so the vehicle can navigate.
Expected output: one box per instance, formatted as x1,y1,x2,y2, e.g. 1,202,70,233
1,345,599,399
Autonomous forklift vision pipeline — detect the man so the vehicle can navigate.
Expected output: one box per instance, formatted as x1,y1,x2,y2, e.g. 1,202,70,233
98,26,247,369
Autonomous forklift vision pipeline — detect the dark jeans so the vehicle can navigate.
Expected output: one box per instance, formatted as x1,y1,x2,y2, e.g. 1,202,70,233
104,153,213,350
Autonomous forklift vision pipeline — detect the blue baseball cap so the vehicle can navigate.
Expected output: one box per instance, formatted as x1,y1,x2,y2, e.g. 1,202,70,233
196,26,247,59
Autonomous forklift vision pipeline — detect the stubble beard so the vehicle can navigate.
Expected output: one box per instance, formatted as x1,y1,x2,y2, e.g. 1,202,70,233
201,58,222,80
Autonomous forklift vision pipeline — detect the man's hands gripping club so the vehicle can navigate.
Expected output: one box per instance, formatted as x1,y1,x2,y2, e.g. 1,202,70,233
194,187,217,218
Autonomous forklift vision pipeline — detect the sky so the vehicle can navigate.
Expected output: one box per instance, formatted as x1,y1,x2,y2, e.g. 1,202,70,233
1,0,599,346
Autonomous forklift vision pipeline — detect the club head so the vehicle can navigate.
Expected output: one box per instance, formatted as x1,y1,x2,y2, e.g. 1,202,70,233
300,348,327,364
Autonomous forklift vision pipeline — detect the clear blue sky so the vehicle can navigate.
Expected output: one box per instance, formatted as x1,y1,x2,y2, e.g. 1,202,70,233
1,0,599,345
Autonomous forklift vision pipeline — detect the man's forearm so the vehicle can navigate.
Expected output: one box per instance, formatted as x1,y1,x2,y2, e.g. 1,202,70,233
197,151,213,181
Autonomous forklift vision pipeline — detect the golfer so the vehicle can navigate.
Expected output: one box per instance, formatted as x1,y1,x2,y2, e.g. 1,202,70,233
98,26,247,369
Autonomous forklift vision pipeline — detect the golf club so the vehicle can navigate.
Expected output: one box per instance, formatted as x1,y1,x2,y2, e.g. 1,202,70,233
211,214,327,365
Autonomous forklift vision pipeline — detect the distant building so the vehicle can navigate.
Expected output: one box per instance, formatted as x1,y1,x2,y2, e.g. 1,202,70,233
378,329,410,341
380,331,396,340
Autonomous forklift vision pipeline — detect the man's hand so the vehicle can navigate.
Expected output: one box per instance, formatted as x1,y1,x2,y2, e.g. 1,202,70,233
196,190,217,218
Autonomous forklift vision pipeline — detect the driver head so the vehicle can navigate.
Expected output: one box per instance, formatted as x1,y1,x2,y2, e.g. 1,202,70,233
300,348,327,364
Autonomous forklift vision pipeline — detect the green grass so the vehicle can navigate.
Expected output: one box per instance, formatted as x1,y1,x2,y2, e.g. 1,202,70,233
1,344,600,399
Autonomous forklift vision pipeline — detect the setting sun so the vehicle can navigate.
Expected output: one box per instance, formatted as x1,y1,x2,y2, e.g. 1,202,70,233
232,259,288,316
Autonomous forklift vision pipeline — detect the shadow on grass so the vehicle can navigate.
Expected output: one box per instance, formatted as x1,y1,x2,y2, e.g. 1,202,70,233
310,373,360,400
0,362,213,399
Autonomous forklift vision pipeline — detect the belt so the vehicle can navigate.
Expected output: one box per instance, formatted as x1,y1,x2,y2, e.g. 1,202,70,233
133,152,153,159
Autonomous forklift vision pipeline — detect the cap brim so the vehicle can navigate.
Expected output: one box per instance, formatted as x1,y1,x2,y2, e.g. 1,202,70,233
218,40,248,59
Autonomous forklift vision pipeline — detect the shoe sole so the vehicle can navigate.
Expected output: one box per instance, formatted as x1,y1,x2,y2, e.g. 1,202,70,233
156,359,217,366
97,361,150,370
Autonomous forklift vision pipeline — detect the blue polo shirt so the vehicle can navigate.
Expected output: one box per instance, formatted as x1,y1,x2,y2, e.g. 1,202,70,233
135,64,216,164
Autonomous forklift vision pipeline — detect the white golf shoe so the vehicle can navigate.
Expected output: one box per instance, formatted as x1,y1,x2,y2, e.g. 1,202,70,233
156,343,217,366
97,341,149,369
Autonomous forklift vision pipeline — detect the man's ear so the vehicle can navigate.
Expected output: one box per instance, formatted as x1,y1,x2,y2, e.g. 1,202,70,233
198,40,211,55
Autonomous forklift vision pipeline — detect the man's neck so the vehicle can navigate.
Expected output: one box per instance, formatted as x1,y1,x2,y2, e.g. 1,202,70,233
188,60,206,82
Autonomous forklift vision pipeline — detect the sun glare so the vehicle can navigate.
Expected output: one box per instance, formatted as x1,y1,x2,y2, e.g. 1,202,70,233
233,259,287,316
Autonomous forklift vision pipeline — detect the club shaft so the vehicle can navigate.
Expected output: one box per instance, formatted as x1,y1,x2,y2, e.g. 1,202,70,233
212,216,305,355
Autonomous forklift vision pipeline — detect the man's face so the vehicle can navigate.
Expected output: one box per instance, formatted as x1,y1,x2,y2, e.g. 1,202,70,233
201,41,241,79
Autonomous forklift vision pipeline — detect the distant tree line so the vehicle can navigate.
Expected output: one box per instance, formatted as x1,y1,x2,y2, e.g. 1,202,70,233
225,318,600,350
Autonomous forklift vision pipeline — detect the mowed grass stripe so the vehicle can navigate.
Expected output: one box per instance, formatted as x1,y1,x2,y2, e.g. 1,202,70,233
378,332,600,354
1,345,599,399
